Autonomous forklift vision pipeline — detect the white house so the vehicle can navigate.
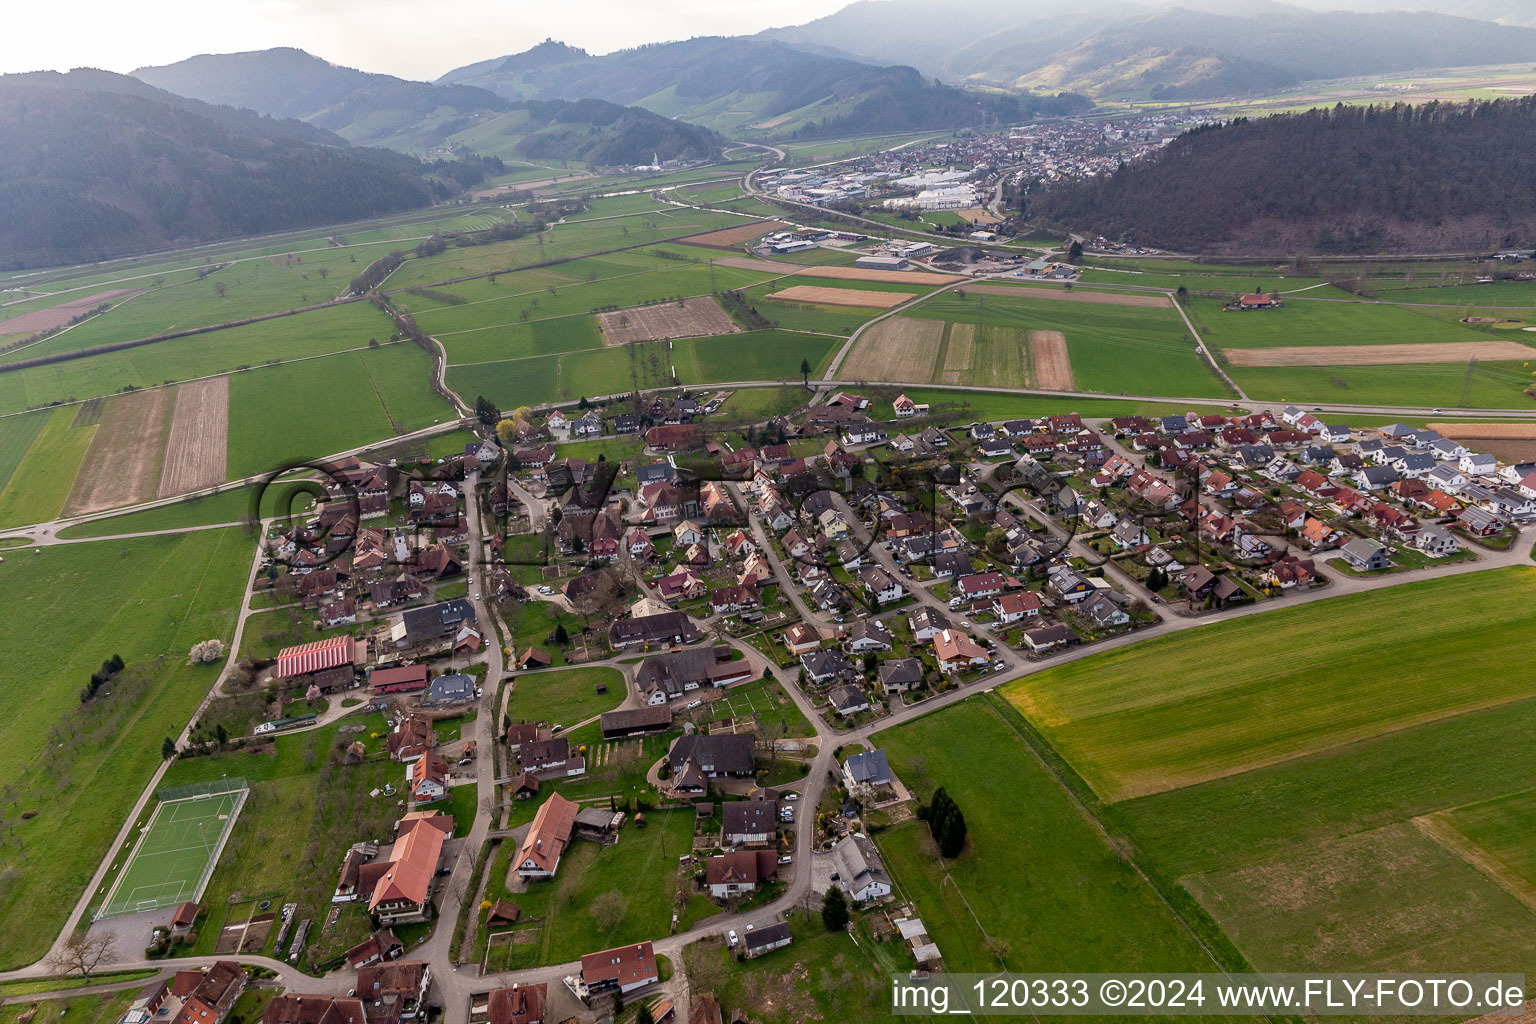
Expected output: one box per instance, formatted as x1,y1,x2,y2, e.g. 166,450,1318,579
1460,452,1498,477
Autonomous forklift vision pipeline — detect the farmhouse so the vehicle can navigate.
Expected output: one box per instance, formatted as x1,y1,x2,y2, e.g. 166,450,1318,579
515,793,578,880
704,850,779,899
484,984,546,1024
608,611,703,649
742,921,794,959
171,961,246,1024
354,961,431,1024
580,942,658,996
668,733,756,780
367,814,449,924
600,706,673,739
721,796,778,846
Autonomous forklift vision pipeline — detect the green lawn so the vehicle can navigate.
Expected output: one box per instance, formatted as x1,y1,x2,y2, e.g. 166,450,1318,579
0,991,137,1024
486,806,703,966
177,753,411,968
1005,568,1536,802
55,482,332,539
0,405,96,527
878,697,1233,973
681,911,904,1024
888,388,1213,424
0,529,250,968
507,666,624,729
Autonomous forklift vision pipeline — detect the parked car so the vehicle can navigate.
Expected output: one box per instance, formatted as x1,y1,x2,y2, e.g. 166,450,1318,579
784,792,798,801
727,930,739,947
779,854,793,864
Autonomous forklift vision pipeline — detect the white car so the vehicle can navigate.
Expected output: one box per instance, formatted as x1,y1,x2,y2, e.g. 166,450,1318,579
960,620,971,628
686,699,703,709
537,586,553,596
784,792,798,801
727,930,739,947
779,854,793,864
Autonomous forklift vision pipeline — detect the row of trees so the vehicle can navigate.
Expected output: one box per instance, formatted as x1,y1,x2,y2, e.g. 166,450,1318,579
80,654,124,704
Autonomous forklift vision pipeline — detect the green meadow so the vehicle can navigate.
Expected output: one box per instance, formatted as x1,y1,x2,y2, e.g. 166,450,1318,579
0,405,96,527
0,529,250,967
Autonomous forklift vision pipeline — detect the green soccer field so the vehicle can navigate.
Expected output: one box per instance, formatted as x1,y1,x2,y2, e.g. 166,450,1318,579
97,790,245,918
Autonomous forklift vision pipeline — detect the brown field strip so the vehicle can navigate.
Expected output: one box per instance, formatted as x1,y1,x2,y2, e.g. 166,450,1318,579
1413,814,1536,914
62,388,176,516
842,318,944,382
1428,422,1536,439
159,376,229,497
712,256,959,285
965,283,1172,308
1225,341,1536,367
765,285,914,309
1029,330,1075,390
677,221,789,249
597,296,741,345
0,288,139,335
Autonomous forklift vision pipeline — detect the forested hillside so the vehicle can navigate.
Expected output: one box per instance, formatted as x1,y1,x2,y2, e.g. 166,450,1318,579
0,73,494,269
1028,98,1536,253
441,37,1090,135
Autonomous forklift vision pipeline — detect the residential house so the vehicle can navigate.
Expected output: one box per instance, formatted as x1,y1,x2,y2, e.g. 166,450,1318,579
1415,525,1460,557
367,818,449,925
580,942,658,997
877,658,924,695
406,755,448,804
932,629,989,674
828,684,871,717
742,922,793,959
843,749,892,789
484,984,546,1024
987,591,1041,623
830,834,892,903
171,962,246,1024
1340,537,1391,571
721,796,778,846
1021,623,1078,653
704,850,779,899
908,607,952,642
800,649,855,685
845,618,894,652
385,715,438,763
782,622,822,655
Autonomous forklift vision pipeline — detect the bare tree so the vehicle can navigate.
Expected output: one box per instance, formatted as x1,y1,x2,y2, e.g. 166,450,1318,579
47,933,117,979
590,890,627,931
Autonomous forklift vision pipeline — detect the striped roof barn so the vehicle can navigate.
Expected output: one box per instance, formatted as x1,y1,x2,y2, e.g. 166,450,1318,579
275,635,354,678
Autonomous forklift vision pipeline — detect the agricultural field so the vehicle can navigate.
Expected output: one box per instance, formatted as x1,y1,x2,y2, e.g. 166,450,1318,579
0,301,398,417
507,666,624,729
902,291,1229,398
877,698,1237,974
63,389,176,515
0,243,404,364
1004,568,1536,803
0,529,250,968
1229,362,1536,409
596,296,741,344
226,341,455,480
0,405,97,527
874,388,1203,423
159,378,229,497
1188,296,1498,350
452,329,835,408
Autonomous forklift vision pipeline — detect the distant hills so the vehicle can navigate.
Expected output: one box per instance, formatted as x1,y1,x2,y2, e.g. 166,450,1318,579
1027,97,1536,253
134,48,512,152
437,37,1091,135
0,71,488,269
762,0,1536,99
134,48,723,163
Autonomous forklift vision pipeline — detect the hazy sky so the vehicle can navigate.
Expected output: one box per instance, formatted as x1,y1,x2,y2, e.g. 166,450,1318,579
1,0,851,80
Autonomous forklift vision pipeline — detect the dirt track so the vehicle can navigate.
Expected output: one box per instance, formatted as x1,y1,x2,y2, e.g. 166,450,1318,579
158,377,229,497
842,318,943,382
1029,330,1075,390
62,389,175,516
766,285,914,309
965,284,1172,308
0,289,138,335
678,221,788,249
597,297,741,344
1225,341,1536,366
